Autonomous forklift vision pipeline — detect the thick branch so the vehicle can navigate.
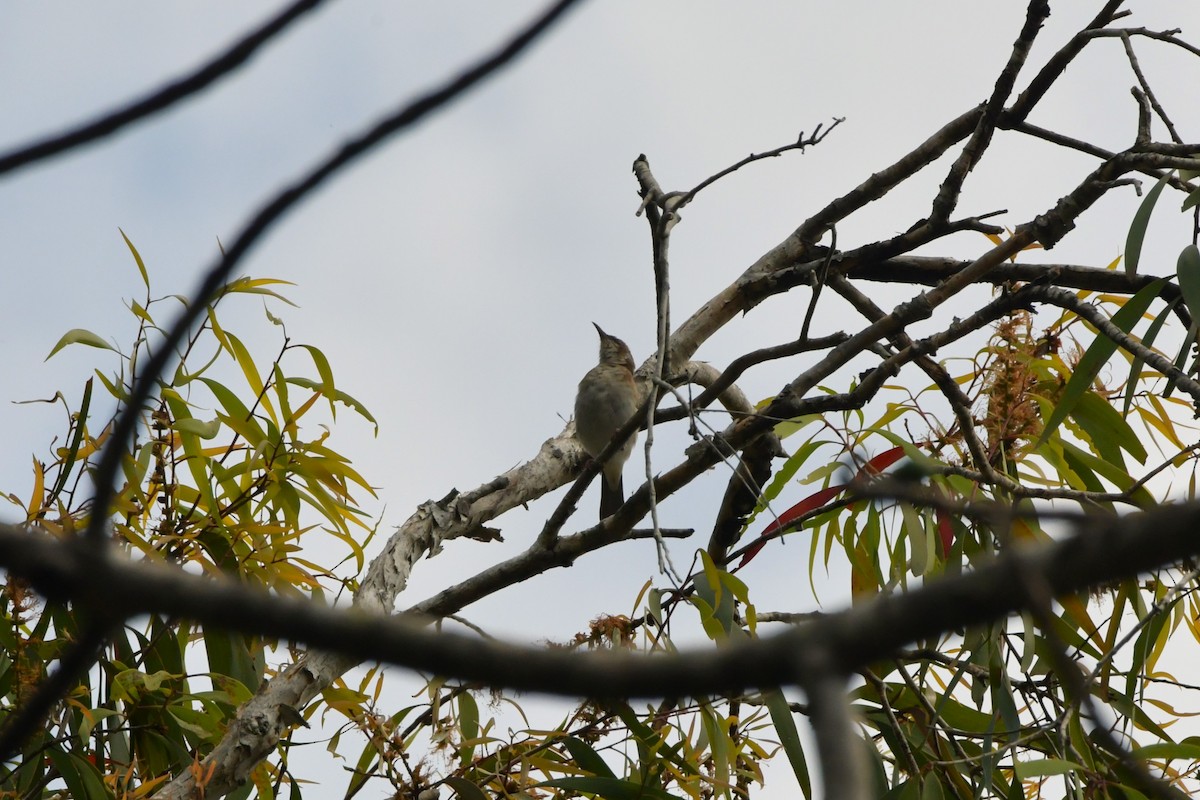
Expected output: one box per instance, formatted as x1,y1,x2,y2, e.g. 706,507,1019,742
2,499,1200,699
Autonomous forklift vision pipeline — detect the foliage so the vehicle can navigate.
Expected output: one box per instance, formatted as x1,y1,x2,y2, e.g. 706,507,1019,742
5,5,1200,800
2,238,379,798
6,191,1200,800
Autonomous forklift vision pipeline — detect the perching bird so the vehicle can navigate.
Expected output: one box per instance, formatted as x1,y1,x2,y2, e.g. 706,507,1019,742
575,323,639,519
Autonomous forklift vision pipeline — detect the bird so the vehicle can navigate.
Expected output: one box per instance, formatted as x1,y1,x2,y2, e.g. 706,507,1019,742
574,323,639,519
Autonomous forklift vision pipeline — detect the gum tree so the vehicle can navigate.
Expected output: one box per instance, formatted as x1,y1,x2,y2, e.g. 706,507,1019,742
3,2,1200,799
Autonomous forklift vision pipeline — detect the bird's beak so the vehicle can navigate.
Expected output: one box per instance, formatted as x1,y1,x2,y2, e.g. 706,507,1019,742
592,322,607,339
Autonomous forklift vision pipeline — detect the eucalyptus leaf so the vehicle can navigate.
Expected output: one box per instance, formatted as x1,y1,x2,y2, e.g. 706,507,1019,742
1125,172,1170,276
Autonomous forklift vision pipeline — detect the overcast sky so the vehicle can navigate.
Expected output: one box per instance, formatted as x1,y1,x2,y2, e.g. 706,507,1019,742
3,1,1200,794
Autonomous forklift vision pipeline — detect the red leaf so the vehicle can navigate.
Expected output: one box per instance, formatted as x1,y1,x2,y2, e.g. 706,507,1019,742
853,445,906,481
936,509,955,556
738,483,845,568
737,540,769,569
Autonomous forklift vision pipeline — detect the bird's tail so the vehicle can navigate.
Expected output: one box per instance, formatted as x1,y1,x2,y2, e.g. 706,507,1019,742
599,475,624,520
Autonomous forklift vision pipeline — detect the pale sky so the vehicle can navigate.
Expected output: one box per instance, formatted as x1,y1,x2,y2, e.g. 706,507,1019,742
3,1,1199,795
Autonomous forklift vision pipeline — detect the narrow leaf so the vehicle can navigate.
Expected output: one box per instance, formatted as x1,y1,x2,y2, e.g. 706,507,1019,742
852,445,905,480
173,418,221,439
1177,245,1200,329
1125,172,1170,276
1014,758,1088,779
45,328,117,360
1123,296,1179,417
744,436,826,529
46,377,92,505
540,777,680,800
563,737,616,778
120,227,150,290
739,483,845,568
457,692,479,767
765,689,812,797
443,777,490,800
1036,279,1166,447
1182,186,1200,212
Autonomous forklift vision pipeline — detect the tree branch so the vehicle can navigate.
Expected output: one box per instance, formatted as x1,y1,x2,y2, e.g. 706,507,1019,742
0,0,331,177
3,499,1200,700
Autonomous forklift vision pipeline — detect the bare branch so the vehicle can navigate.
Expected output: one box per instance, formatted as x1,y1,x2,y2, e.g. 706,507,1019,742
676,118,844,210
793,106,984,246
930,0,1050,223
1121,31,1184,143
1006,1,1129,122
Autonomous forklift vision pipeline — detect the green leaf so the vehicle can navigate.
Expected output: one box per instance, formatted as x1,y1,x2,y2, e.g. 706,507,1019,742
121,227,150,290
1182,186,1200,212
771,411,820,440
563,736,616,778
990,662,1020,734
695,551,736,636
343,738,380,800
1055,439,1107,494
765,689,812,797
200,376,267,445
78,708,120,741
540,777,681,800
45,328,117,360
1069,391,1146,465
1177,245,1200,333
698,703,729,790
1165,326,1196,399
47,747,110,799
287,377,378,434
457,692,479,767
224,330,272,422
173,417,221,439
443,777,490,800
162,389,223,517
1036,279,1166,447
204,629,259,692
646,589,664,628
168,704,223,741
920,776,946,800
610,703,697,779
46,377,92,506
1124,295,1179,417
744,435,826,530
1111,682,1175,742
1013,758,1088,779
1125,172,1171,276
300,344,335,406
129,298,154,324
1132,741,1200,761
216,276,298,305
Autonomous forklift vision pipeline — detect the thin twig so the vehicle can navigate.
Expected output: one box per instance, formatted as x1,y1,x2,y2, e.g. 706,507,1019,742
677,118,844,209
633,155,680,579
1120,31,1184,144
0,0,331,177
800,225,836,342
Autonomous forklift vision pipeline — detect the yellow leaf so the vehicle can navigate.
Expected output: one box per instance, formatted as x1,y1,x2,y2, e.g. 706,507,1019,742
1134,405,1184,450
1059,593,1103,650
26,456,44,520
225,331,276,424
45,328,117,360
120,227,150,290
